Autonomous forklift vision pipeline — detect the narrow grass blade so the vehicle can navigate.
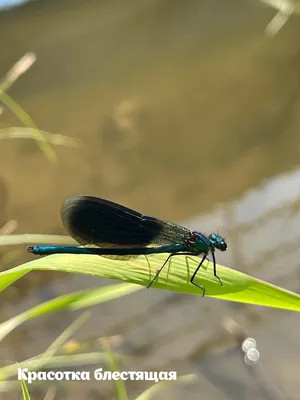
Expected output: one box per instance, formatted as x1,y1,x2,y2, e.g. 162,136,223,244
102,338,128,400
0,52,36,92
0,89,57,163
31,311,92,373
0,220,18,236
0,283,142,342
20,376,30,400
0,128,81,148
0,353,116,380
0,234,76,246
136,374,197,400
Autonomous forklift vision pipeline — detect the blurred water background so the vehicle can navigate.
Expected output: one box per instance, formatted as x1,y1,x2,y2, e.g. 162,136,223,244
0,0,299,399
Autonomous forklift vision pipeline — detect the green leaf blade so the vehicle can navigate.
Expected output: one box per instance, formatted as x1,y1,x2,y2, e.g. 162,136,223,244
0,253,298,311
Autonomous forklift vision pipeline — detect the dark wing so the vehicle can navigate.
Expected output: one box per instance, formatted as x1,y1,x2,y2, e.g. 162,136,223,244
61,196,191,247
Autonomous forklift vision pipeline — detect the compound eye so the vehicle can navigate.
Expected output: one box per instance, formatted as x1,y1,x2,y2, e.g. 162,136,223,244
220,241,227,251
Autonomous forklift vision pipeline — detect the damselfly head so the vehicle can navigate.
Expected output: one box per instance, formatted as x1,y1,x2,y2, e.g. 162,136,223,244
209,233,227,252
